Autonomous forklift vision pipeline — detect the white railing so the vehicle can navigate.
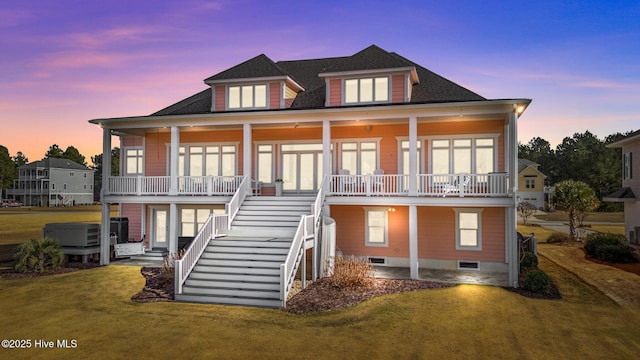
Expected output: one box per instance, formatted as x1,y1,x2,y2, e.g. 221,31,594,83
178,175,243,195
226,175,250,228
280,214,314,307
107,175,243,195
108,176,170,195
328,174,409,196
417,173,509,197
174,213,228,295
313,176,328,228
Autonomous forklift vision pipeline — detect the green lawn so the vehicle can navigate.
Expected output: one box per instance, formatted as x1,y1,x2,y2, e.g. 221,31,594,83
534,211,624,223
0,206,117,245
1,266,639,359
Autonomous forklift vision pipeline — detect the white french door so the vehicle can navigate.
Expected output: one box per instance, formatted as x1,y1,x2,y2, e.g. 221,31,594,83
281,144,323,193
152,207,169,249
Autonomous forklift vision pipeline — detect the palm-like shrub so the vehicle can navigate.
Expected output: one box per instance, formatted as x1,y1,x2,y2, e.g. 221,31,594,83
14,238,64,273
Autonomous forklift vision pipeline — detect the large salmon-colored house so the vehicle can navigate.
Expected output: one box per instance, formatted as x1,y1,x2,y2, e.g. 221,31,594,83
90,45,530,307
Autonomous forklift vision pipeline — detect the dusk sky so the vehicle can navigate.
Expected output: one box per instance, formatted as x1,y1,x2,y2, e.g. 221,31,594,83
1,0,639,165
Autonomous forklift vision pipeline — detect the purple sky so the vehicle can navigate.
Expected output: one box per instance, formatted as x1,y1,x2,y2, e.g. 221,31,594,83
1,0,639,165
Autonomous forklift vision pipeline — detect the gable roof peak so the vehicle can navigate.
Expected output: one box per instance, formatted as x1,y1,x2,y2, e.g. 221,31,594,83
204,53,288,83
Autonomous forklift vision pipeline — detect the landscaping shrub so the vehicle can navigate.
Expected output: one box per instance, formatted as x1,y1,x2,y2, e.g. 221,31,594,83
546,232,572,244
584,233,636,263
520,251,538,273
521,268,551,294
326,255,374,289
14,238,63,273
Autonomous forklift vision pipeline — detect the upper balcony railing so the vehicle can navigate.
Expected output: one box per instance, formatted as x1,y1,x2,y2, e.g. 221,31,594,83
327,173,509,197
106,175,244,196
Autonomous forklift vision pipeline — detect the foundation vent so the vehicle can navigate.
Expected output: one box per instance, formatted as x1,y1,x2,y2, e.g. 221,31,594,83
458,261,479,270
367,257,386,265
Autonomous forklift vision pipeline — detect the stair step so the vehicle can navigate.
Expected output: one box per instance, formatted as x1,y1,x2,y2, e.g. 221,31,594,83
184,279,280,291
193,264,280,276
196,258,281,268
207,245,289,255
232,220,301,227
211,239,291,248
201,252,286,262
175,294,282,308
189,272,280,283
234,214,304,222
180,285,280,299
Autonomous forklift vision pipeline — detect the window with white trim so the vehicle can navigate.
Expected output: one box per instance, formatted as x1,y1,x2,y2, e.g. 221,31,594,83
525,177,536,189
344,77,389,104
365,208,388,246
125,148,144,175
180,207,226,237
179,145,237,176
257,144,274,184
340,141,378,175
228,84,267,110
624,152,633,179
455,209,483,250
430,137,496,175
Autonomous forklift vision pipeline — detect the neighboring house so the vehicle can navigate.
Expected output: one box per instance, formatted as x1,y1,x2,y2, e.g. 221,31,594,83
604,129,640,245
90,45,530,307
517,158,547,209
7,158,94,207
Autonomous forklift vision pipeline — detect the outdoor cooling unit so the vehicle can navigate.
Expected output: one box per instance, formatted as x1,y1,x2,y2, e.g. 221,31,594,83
43,223,100,248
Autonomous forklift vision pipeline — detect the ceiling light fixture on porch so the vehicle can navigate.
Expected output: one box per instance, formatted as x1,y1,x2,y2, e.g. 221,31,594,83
387,207,396,212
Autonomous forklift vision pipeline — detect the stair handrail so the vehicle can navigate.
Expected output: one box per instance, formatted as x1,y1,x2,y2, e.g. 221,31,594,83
174,213,228,295
280,214,313,307
226,175,251,228
313,175,328,229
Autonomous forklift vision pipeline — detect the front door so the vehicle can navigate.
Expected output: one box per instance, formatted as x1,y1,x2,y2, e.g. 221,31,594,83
281,144,323,193
152,208,169,249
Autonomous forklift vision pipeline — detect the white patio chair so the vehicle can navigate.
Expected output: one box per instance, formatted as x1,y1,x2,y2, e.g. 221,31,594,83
442,174,471,196
338,169,355,194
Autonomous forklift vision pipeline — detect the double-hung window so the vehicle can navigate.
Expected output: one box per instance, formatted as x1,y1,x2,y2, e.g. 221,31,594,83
228,85,267,109
180,208,226,237
125,148,144,176
365,208,388,246
344,77,389,104
455,209,483,250
340,141,378,175
624,152,633,179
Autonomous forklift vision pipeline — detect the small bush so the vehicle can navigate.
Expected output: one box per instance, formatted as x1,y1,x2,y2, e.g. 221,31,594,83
14,238,64,273
546,232,572,244
162,249,186,279
326,255,374,289
520,252,538,273
522,268,552,294
584,233,636,263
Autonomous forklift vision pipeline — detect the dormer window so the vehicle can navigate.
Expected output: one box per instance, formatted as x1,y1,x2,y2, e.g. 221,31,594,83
344,77,389,104
228,84,267,110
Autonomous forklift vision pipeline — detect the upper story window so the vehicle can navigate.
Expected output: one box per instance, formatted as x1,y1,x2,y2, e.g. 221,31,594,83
340,140,378,175
525,177,536,189
430,137,496,175
228,84,267,110
179,145,237,177
344,77,389,104
125,148,144,176
623,152,633,179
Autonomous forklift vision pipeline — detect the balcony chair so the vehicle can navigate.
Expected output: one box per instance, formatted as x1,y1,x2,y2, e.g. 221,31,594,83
442,174,471,197
371,169,385,193
338,169,356,194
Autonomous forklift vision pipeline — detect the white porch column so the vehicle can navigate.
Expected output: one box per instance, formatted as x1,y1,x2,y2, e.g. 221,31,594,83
100,128,112,265
169,202,178,255
409,205,418,279
322,120,331,178
408,116,418,196
507,109,519,287
169,126,180,195
243,123,252,178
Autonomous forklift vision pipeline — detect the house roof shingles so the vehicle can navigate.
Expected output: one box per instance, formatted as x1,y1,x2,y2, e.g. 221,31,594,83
22,157,90,171
153,45,487,116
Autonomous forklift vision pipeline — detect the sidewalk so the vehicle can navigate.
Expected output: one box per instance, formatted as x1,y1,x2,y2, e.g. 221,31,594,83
528,215,640,306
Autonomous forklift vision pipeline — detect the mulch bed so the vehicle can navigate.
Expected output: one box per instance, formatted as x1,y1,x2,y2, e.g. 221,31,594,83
131,267,174,303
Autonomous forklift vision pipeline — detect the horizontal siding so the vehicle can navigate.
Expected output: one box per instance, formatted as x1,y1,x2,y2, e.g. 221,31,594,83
269,82,281,109
418,207,505,262
332,205,505,262
392,74,405,103
215,86,225,111
121,203,143,242
145,132,170,176
329,79,341,106
332,205,410,258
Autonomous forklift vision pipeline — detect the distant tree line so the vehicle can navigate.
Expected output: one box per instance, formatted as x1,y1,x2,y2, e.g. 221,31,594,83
0,144,119,201
518,130,633,211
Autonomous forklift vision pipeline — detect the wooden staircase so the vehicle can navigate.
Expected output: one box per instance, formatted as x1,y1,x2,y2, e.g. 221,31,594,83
175,196,314,307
